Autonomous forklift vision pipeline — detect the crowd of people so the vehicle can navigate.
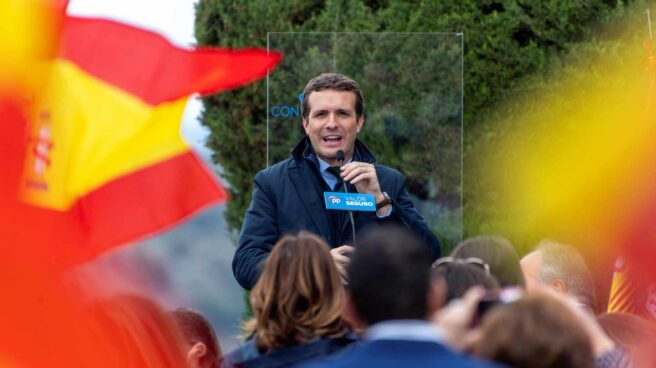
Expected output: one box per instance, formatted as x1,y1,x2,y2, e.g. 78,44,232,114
91,226,653,368
220,227,655,368
77,72,655,367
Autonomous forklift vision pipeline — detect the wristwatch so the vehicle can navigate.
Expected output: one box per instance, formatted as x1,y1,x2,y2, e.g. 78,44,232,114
375,191,392,209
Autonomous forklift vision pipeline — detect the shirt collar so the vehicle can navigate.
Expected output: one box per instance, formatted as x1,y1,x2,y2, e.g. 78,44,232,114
317,156,352,174
364,320,443,343
574,301,595,315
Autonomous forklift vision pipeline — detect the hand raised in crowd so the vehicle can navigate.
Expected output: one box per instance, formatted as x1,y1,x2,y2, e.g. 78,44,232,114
538,287,616,358
330,245,354,285
430,287,486,353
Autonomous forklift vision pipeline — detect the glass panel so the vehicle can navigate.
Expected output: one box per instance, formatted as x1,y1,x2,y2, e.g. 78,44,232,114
267,32,463,248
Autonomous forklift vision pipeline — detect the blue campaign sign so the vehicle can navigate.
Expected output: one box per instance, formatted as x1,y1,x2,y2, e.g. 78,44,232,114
324,192,376,212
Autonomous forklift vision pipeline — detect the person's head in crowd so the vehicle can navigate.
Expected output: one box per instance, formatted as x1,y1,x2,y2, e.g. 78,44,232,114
172,308,222,368
598,313,656,357
475,293,594,368
248,231,346,351
86,294,188,368
431,258,499,305
451,235,525,288
300,73,365,166
347,225,436,327
520,239,596,311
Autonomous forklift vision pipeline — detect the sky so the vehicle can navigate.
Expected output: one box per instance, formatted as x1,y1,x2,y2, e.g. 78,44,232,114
67,0,213,161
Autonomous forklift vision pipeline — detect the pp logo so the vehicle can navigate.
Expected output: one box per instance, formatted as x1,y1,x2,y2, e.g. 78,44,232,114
328,196,341,204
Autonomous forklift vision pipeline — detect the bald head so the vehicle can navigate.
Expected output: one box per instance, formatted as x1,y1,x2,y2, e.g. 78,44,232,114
520,240,596,310
520,251,543,292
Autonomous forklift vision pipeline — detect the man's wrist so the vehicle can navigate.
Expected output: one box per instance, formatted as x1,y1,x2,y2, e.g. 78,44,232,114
375,191,392,209
375,191,392,217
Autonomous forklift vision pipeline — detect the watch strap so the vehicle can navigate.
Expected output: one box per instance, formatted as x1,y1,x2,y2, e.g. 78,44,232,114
375,192,392,209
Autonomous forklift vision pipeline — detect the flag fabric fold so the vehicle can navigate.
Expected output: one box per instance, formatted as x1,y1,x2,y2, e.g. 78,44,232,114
6,15,281,265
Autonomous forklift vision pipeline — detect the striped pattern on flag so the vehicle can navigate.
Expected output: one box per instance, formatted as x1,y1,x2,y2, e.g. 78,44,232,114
608,258,636,313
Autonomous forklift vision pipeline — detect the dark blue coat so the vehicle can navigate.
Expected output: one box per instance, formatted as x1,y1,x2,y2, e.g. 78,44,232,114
221,335,357,368
233,137,441,289
301,340,504,368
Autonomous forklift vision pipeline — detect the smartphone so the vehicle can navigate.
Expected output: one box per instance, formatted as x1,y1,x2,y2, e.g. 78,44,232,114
474,287,522,325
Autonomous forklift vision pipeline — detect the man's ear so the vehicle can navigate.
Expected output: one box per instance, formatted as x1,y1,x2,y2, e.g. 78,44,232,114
356,115,364,133
548,279,568,294
187,342,207,361
428,277,447,315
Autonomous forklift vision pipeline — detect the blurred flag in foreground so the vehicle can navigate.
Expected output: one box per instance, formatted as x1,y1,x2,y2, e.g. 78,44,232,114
472,7,656,318
1,14,281,268
0,3,281,366
605,37,656,320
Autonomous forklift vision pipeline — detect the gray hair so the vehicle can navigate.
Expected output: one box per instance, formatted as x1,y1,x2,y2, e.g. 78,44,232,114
536,240,596,310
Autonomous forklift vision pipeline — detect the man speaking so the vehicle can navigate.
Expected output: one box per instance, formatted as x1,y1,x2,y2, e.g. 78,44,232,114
233,73,441,290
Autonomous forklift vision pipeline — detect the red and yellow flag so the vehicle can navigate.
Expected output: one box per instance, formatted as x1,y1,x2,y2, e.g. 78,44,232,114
605,37,656,320
0,4,280,366
608,258,636,313
1,15,281,267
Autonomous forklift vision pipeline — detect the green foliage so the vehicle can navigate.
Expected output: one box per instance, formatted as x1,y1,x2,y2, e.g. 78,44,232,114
463,1,650,255
195,0,305,230
195,0,635,252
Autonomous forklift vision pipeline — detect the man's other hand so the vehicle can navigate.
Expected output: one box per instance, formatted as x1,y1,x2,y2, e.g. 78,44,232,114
341,162,391,216
340,162,381,197
330,245,354,285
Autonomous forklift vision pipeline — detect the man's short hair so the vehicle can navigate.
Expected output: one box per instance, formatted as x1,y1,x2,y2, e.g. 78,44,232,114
348,225,431,325
431,262,499,304
301,73,365,120
536,239,596,309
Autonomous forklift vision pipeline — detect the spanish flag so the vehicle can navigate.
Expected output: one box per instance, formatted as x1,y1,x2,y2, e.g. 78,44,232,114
0,5,278,366
1,15,280,267
607,258,636,313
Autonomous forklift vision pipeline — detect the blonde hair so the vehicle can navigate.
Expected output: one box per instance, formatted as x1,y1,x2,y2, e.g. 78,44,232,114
247,232,345,351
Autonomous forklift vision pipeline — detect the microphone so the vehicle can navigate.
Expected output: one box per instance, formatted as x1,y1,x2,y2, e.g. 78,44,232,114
335,150,347,196
336,150,356,247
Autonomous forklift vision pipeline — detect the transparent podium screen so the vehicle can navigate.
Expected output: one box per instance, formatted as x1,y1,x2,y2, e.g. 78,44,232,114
267,33,463,249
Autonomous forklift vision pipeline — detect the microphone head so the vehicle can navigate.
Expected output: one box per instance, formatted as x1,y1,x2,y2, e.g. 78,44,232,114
337,150,345,163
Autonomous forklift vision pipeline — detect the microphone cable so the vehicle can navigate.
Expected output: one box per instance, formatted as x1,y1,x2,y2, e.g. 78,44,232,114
337,150,356,247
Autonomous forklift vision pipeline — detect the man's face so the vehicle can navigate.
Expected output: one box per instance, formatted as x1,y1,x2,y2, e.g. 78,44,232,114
303,89,364,166
520,251,544,292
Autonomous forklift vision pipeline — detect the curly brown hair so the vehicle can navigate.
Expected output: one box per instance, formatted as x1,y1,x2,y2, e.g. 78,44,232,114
248,231,346,351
